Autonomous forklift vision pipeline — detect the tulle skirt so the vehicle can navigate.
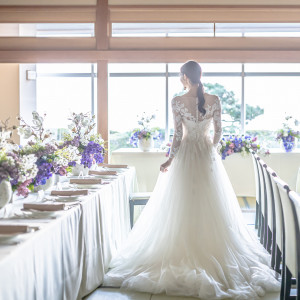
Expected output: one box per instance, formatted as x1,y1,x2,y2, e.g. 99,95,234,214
103,137,280,299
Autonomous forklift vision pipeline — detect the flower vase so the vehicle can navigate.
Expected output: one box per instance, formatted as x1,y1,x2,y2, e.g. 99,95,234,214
281,137,298,153
138,137,154,152
34,176,55,192
0,180,12,209
72,163,90,176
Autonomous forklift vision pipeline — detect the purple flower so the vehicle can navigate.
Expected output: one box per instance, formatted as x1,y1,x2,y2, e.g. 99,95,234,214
68,161,76,167
34,160,53,186
80,141,104,168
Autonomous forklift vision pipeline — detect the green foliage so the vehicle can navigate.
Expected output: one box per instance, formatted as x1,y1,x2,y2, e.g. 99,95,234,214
110,131,132,153
203,83,264,132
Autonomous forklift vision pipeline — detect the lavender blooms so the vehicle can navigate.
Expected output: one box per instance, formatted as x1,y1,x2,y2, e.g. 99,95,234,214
219,135,268,160
80,141,105,168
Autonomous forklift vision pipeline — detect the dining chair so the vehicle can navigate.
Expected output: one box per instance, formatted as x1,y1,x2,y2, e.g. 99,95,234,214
251,151,261,234
289,190,300,299
274,177,299,299
261,163,276,263
296,168,300,194
256,156,267,247
129,192,151,228
259,159,274,254
267,167,283,274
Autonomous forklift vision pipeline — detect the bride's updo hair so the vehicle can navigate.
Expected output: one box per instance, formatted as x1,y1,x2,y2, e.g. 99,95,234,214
180,61,206,115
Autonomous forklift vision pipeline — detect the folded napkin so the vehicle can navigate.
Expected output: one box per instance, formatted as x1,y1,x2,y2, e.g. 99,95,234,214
89,170,117,176
0,224,29,234
50,190,88,196
23,203,66,211
70,178,102,185
98,163,128,168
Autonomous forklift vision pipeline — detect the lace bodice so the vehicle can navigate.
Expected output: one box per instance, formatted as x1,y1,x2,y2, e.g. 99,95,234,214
169,94,222,158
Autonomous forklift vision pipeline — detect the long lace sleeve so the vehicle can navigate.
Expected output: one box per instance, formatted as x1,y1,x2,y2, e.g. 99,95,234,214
213,97,222,146
169,97,183,158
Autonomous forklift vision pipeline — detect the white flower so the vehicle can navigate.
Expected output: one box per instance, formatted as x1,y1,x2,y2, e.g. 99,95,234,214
18,127,32,139
18,154,38,182
32,111,44,128
283,131,288,137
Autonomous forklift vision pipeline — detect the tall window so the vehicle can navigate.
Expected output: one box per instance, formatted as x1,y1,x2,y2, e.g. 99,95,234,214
108,64,166,152
244,63,300,147
108,63,300,151
20,63,96,141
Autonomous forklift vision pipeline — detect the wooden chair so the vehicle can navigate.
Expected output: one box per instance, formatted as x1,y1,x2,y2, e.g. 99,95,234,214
267,167,284,274
129,192,151,228
274,177,299,299
251,151,262,234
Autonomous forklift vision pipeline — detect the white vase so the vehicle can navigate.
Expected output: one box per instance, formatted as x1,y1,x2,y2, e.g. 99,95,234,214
280,137,298,153
72,163,90,176
0,180,12,209
34,176,55,192
138,137,154,152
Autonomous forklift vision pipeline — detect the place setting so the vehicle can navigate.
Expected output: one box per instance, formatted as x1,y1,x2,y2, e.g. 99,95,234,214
98,163,129,173
0,224,40,246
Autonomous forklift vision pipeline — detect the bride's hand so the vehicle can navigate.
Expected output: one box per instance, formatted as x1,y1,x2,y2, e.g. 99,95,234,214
160,158,173,173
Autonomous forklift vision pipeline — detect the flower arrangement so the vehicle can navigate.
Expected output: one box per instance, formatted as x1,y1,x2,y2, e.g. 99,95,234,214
129,113,160,147
0,111,106,200
18,112,61,187
276,116,299,152
0,120,38,197
62,112,105,168
219,135,269,160
160,141,172,157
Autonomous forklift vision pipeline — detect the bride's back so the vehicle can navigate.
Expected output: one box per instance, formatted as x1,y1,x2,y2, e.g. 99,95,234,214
172,93,220,138
176,92,219,122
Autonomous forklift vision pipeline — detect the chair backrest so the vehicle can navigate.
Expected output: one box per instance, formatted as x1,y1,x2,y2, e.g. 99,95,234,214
289,191,300,279
267,167,283,251
260,160,273,229
251,151,261,205
296,168,300,194
274,176,296,277
256,156,266,217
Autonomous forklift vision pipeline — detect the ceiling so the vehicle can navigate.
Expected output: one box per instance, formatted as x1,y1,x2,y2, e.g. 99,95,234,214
0,0,300,5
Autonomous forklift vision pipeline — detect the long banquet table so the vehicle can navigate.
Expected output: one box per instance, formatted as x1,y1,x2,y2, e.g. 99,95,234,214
0,167,136,300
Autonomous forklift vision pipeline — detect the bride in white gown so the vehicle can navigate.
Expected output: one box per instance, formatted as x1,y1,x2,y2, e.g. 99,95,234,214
104,61,280,299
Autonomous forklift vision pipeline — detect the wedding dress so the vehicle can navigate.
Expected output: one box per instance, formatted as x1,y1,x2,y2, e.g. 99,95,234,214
104,94,281,299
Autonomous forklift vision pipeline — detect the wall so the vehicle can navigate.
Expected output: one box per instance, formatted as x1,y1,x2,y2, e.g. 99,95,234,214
111,149,300,196
0,63,19,143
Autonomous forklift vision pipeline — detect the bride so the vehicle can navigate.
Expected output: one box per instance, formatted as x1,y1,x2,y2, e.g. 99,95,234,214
104,61,280,299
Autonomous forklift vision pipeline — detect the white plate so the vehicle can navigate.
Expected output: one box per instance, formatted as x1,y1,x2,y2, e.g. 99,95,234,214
92,175,117,179
54,195,83,202
21,209,59,217
74,184,102,189
0,233,22,242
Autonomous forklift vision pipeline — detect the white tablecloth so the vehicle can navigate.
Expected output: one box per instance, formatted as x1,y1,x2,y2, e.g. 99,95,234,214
0,167,136,300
